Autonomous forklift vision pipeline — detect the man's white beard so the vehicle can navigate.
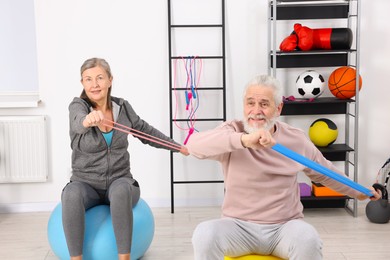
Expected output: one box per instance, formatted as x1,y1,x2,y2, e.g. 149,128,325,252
243,115,276,134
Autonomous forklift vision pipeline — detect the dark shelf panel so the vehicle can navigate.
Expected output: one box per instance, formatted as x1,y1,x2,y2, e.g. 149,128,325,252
319,144,353,161
301,195,349,208
271,3,349,20
281,97,354,115
270,51,351,68
301,195,350,201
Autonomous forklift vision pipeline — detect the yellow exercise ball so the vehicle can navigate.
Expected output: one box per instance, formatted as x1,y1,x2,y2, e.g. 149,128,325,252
308,118,338,147
225,255,283,260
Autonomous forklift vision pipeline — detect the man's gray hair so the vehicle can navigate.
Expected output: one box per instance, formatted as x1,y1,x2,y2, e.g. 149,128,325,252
243,75,283,106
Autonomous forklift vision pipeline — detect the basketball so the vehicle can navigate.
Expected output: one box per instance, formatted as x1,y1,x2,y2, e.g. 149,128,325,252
328,66,362,99
309,118,338,147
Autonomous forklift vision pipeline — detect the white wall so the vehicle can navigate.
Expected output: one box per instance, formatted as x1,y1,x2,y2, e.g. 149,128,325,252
0,0,389,212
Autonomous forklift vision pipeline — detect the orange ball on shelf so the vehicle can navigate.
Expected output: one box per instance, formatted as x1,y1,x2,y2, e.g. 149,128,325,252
328,66,362,99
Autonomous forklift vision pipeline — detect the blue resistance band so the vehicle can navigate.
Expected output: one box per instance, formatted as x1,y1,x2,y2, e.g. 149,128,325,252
271,143,373,197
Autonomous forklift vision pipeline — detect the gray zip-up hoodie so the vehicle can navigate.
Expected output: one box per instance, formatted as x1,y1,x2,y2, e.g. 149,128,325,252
69,96,179,190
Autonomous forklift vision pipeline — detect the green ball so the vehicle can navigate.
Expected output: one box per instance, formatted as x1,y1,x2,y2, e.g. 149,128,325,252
309,118,338,147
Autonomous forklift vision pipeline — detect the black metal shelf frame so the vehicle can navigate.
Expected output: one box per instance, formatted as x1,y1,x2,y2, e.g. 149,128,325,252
167,0,227,213
268,0,361,216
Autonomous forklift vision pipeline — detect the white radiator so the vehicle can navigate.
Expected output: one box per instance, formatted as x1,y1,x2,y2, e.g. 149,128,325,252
0,116,48,183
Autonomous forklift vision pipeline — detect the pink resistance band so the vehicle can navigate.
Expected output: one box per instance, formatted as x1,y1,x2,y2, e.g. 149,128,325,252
101,119,182,152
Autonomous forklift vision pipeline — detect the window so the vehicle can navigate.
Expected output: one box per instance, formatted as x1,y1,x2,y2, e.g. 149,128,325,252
0,0,39,107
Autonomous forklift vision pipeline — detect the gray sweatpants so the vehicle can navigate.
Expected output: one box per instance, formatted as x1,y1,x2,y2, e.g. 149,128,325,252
61,178,140,256
192,217,322,260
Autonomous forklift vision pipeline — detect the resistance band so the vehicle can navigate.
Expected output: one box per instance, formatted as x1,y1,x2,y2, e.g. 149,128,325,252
271,143,373,197
102,119,181,152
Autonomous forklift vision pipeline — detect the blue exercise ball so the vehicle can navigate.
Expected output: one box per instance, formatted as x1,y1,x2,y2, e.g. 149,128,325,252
47,198,155,260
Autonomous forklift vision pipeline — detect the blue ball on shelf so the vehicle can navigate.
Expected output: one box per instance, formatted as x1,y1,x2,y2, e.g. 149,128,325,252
47,198,154,260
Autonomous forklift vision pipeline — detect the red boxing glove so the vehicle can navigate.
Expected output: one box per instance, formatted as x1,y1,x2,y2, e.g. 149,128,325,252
279,23,314,51
294,23,314,51
279,34,298,51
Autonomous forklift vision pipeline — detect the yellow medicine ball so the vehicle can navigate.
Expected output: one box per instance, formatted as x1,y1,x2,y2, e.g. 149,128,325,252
309,118,338,147
225,255,283,260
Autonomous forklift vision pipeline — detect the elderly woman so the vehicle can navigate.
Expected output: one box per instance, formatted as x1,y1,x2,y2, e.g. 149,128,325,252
62,57,188,260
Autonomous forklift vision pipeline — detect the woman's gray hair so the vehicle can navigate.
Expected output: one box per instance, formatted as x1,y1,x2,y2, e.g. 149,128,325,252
243,75,283,106
80,57,112,79
80,57,113,109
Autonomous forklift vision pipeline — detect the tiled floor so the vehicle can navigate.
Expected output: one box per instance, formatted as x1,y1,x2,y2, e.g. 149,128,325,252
0,204,389,259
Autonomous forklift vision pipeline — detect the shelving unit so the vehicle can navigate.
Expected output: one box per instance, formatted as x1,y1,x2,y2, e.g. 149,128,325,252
268,0,361,216
167,0,226,213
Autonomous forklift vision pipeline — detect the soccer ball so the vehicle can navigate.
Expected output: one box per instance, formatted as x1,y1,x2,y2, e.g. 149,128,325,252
295,70,325,99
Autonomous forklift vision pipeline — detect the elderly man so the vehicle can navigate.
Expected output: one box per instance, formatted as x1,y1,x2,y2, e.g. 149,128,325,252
186,75,379,260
